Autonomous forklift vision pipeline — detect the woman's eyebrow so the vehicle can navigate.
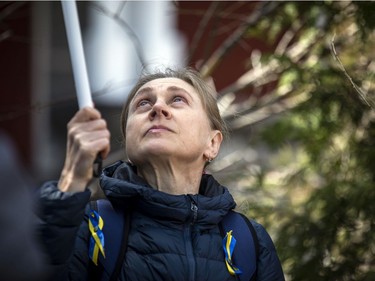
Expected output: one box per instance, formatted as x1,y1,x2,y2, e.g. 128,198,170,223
167,86,193,100
135,87,153,97
134,85,194,100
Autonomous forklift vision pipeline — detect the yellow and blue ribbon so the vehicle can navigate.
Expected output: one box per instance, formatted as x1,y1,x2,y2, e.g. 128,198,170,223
88,210,105,265
223,230,242,276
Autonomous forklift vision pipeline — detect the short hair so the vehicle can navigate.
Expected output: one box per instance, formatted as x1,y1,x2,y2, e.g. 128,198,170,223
120,67,228,145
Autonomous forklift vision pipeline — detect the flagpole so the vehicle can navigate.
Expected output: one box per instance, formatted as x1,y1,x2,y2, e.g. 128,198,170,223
61,0,93,109
61,0,102,176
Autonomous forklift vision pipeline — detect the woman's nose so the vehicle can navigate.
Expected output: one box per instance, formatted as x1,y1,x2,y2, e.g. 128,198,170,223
149,100,171,119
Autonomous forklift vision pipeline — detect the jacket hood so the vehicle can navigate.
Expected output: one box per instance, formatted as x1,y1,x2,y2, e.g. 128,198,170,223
100,161,236,229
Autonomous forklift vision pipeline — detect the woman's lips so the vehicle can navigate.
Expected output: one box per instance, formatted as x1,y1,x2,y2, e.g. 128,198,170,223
146,125,172,134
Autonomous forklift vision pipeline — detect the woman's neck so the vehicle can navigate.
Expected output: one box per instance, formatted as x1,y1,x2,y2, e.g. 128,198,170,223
136,160,204,195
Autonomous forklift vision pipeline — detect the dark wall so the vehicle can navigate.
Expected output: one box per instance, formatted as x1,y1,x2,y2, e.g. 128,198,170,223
0,2,32,167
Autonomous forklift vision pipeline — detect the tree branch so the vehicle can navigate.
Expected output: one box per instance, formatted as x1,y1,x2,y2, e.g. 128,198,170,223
330,34,373,108
199,1,281,78
188,1,220,62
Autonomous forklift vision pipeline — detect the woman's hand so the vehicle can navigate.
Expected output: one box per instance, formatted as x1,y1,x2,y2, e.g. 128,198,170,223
58,107,110,193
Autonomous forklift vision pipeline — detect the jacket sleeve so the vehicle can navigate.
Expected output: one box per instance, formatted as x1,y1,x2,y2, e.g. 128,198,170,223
251,221,285,281
37,181,92,281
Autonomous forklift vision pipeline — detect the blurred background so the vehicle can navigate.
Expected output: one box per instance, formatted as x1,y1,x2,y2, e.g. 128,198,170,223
1,1,374,280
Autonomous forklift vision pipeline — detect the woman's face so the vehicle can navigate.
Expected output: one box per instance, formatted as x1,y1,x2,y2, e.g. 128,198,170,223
125,78,220,166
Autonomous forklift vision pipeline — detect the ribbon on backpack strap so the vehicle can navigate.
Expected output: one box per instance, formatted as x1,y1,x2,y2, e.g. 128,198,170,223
223,230,242,276
89,210,106,265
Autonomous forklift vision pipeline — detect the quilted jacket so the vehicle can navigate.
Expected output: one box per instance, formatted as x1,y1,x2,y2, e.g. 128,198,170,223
38,161,284,281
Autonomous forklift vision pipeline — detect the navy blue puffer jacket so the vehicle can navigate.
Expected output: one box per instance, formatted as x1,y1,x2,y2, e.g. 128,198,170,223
38,161,284,281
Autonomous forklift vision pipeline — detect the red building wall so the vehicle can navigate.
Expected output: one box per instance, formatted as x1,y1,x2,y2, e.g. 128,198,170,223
176,1,272,94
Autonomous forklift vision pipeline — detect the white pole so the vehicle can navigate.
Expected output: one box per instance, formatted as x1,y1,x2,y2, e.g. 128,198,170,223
61,0,93,109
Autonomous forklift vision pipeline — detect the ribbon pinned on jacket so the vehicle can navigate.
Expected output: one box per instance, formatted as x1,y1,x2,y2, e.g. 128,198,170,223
89,210,105,265
223,230,242,276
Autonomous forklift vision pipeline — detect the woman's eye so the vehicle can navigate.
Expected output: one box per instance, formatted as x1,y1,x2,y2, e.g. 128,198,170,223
138,100,151,107
173,96,185,103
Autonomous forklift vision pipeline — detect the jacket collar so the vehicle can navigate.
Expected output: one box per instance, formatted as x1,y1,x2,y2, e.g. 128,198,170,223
100,161,237,228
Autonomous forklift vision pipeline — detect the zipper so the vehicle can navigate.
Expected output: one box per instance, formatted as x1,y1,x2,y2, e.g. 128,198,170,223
190,200,198,224
184,196,198,281
184,224,195,281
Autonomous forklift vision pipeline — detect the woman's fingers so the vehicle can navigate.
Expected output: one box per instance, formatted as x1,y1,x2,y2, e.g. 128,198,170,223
72,129,111,159
68,108,110,157
68,106,101,124
58,107,110,192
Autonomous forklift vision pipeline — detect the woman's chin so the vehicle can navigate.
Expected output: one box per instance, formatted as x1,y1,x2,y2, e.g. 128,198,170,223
135,142,175,158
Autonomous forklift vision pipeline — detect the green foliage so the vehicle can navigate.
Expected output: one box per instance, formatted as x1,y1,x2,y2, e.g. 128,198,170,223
256,97,375,280
230,1,375,280
352,2,375,36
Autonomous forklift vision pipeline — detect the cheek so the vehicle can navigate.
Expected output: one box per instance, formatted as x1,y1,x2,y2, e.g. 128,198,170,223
125,124,137,159
190,113,212,135
125,118,138,145
180,115,211,146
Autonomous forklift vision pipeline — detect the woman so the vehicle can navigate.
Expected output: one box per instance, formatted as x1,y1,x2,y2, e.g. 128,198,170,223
38,68,284,280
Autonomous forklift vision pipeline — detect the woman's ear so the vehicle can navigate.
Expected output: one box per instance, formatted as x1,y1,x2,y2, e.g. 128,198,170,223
204,130,223,160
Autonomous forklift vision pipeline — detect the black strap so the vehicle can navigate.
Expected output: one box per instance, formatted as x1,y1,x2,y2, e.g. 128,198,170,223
220,211,259,281
238,213,259,281
219,217,241,281
88,200,131,281
109,211,131,281
88,201,102,281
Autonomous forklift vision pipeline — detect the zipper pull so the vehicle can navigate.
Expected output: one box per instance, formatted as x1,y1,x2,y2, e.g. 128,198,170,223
191,201,198,223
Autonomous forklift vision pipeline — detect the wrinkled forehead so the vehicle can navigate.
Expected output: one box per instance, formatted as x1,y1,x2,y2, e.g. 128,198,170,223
134,77,200,99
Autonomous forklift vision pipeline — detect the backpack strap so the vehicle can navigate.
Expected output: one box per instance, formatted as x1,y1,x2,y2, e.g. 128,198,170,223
89,199,130,281
88,201,103,281
220,210,259,281
110,209,130,281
